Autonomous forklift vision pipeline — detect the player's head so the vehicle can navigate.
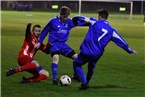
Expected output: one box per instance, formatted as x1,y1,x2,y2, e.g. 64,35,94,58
59,6,71,22
98,9,109,20
32,25,41,38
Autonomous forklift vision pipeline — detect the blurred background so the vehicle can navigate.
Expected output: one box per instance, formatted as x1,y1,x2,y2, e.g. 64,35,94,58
1,0,145,14
1,1,145,97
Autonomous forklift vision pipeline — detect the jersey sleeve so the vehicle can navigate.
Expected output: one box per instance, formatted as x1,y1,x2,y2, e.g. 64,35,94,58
72,16,96,26
39,21,51,44
111,29,134,53
39,42,52,54
39,43,46,51
25,23,32,42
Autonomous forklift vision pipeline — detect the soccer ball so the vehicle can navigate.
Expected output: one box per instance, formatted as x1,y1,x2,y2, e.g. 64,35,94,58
59,75,71,86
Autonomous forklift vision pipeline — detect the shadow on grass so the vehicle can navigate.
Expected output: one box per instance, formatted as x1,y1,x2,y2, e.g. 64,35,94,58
90,84,133,89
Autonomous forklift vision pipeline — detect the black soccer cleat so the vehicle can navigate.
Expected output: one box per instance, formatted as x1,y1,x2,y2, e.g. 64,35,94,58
71,76,81,82
53,80,58,85
79,83,90,90
6,68,16,76
20,77,29,84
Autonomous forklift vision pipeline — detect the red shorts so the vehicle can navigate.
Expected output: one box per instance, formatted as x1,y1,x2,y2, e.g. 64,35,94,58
18,55,38,74
18,55,33,66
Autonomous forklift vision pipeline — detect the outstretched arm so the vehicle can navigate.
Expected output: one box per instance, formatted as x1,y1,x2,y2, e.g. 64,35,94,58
72,16,96,26
111,29,136,54
39,22,51,44
35,21,51,49
25,23,31,39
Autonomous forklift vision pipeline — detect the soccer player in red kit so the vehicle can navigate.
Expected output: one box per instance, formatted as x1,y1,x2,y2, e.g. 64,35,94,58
6,23,51,83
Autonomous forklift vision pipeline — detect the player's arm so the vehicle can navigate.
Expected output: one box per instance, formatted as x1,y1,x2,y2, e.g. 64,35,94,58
25,23,31,41
39,21,51,44
72,16,89,26
39,42,52,54
111,29,136,54
72,16,96,26
35,21,51,49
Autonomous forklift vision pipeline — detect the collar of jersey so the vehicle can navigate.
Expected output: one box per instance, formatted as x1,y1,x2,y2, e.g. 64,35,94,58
56,15,68,24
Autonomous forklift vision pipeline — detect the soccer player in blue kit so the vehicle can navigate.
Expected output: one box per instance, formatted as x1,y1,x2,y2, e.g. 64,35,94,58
35,6,84,84
72,9,136,90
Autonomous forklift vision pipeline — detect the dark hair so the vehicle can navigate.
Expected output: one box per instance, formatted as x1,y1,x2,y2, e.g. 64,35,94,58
59,6,71,16
32,25,41,31
98,9,109,19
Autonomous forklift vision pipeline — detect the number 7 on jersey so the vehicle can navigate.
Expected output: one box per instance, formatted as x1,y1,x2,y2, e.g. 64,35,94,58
98,28,108,41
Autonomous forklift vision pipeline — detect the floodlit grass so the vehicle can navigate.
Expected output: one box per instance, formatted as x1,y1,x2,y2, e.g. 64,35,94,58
1,11,145,97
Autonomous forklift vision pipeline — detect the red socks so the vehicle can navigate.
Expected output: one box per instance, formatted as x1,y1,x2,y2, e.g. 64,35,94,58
14,63,48,82
28,74,48,82
15,63,37,72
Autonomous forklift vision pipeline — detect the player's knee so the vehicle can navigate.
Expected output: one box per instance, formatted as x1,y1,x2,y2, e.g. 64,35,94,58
52,54,59,64
72,54,77,59
67,50,76,59
39,70,49,78
31,60,40,67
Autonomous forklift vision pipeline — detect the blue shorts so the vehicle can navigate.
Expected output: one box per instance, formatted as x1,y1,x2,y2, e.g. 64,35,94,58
50,42,75,57
74,53,100,67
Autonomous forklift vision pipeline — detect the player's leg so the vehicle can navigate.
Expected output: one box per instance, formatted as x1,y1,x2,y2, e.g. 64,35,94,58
28,67,49,82
29,61,48,82
50,45,60,85
86,61,97,85
21,67,49,83
73,53,89,89
51,53,59,84
37,69,49,81
6,56,39,76
86,56,100,84
20,69,39,83
16,59,39,72
61,43,80,81
20,60,41,81
67,51,80,80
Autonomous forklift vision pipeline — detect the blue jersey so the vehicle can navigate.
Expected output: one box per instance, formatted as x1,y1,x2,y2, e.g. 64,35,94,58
39,16,76,44
73,16,134,57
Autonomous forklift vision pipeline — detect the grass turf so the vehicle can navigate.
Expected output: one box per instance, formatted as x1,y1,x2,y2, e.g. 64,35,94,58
1,11,145,97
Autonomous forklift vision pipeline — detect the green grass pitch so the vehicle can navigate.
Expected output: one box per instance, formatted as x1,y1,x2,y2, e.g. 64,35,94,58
1,11,145,97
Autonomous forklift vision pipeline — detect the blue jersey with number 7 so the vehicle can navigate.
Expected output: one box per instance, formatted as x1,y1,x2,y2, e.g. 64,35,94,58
74,16,134,57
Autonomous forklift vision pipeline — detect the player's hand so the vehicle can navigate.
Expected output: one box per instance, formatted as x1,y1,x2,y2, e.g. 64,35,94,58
27,22,31,26
72,17,79,26
34,43,40,49
132,50,137,54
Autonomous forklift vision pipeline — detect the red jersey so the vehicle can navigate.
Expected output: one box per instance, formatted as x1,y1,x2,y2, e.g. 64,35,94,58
19,33,38,58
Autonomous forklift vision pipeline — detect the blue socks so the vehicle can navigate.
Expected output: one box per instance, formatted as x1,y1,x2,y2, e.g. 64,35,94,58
76,66,87,85
87,63,96,84
73,62,79,77
51,63,58,81
86,70,94,84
